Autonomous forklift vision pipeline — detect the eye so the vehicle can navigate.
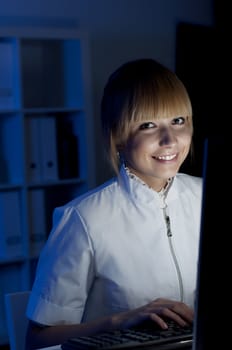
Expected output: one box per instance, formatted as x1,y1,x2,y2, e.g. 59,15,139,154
172,117,185,125
139,122,156,130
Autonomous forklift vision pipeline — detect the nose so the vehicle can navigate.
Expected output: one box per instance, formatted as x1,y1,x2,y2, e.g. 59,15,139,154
159,127,176,146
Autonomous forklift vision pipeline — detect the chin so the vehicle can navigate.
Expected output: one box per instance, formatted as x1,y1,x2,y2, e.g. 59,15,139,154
162,169,179,179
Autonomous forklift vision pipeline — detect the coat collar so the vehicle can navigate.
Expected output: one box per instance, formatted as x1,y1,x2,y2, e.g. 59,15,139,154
118,165,178,205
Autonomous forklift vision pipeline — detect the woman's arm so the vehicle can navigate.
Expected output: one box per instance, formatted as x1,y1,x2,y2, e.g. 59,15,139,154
25,317,115,350
25,298,194,349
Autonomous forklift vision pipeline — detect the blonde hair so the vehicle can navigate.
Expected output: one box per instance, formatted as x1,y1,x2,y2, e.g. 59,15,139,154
101,58,193,174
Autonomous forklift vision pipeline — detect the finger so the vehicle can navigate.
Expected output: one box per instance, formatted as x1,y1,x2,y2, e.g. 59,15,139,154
149,313,169,329
169,303,194,323
159,308,190,327
152,300,194,324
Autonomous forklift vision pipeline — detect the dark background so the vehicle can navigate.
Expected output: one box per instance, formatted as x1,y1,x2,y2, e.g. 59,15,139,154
176,0,229,176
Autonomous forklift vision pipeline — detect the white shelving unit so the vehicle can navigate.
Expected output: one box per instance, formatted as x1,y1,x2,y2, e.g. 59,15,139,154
0,29,95,345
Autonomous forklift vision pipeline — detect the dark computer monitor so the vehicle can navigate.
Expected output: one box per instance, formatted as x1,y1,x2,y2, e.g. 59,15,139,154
193,136,230,350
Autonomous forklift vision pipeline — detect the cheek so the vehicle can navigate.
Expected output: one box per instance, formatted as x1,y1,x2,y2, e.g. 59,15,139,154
180,130,192,145
181,134,192,155
128,142,152,160
128,134,154,151
123,137,150,163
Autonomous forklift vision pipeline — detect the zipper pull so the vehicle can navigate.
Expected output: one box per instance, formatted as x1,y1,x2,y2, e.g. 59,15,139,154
165,215,172,237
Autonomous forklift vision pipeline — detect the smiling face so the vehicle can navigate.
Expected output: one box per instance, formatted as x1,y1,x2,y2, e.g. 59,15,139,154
101,59,193,179
122,116,192,191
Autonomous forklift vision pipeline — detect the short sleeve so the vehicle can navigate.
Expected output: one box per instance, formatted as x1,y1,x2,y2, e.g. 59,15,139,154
26,205,95,325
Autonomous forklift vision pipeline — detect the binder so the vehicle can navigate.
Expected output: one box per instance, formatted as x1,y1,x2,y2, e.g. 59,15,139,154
57,120,79,179
28,189,47,257
39,116,58,181
0,191,23,258
25,116,58,182
0,41,14,109
25,117,41,182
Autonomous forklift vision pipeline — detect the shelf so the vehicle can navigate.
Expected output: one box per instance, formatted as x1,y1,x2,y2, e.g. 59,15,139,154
0,31,93,345
21,38,84,109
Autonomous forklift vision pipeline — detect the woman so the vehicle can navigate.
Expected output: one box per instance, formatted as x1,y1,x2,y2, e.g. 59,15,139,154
26,58,202,349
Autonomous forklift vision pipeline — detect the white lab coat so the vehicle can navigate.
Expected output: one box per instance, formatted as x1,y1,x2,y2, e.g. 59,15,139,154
26,166,202,326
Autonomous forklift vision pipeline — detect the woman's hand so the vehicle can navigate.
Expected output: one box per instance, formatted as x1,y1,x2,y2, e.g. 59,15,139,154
26,298,194,349
111,298,194,330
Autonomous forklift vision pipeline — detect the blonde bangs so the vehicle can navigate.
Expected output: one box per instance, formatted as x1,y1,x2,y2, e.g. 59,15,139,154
114,77,192,146
133,76,192,121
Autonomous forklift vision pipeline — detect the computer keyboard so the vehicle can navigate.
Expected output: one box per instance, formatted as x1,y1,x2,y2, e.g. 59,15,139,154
61,320,193,350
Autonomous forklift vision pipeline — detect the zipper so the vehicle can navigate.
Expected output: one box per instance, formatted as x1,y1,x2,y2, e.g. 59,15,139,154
160,193,184,302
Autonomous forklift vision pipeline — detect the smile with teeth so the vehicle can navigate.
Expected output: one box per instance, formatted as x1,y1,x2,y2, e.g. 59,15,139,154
156,154,177,160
